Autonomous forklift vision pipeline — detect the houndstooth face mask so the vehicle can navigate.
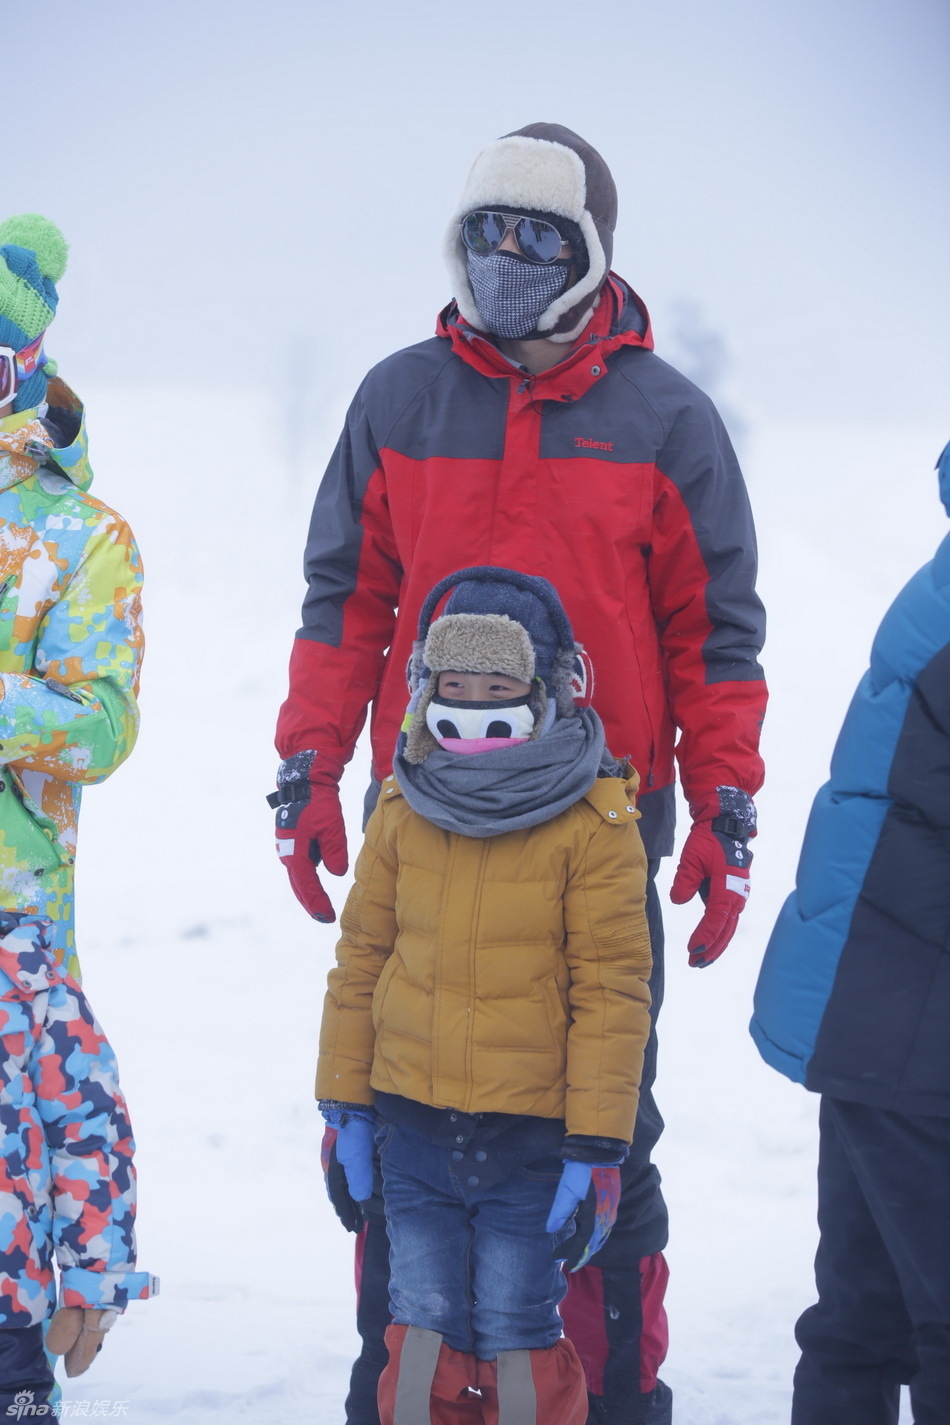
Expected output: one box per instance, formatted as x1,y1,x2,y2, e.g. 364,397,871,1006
466,250,572,340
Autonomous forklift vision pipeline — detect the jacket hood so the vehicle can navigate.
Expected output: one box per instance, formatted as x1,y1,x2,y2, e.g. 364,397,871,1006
444,122,619,344
0,376,92,496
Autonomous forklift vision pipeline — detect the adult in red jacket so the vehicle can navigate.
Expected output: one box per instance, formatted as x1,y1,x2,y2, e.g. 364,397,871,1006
274,123,766,1425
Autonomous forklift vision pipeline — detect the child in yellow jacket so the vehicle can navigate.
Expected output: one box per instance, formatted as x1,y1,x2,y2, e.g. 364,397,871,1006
317,567,653,1425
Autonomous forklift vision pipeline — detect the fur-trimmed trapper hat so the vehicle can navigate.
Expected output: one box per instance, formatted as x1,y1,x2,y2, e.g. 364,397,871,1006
402,566,589,763
445,122,618,343
423,613,536,686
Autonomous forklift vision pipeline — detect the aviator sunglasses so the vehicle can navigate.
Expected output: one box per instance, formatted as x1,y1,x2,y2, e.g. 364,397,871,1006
460,210,567,265
0,332,47,409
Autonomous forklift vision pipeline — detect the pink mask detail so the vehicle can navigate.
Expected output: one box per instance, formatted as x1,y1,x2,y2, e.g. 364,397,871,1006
436,736,530,756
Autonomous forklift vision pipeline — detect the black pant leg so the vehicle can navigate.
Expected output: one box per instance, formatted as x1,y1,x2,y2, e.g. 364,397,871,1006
344,1194,391,1425
830,1101,950,1425
599,857,668,1256
0,1323,55,1414
910,1323,950,1425
792,1097,915,1425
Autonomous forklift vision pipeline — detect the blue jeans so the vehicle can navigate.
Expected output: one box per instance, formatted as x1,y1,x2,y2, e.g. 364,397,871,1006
376,1117,573,1359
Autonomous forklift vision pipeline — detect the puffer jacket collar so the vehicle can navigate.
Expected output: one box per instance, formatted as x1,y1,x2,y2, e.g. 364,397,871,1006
436,275,653,403
0,377,92,496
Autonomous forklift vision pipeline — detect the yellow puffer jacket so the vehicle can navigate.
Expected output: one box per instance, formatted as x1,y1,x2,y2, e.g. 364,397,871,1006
317,771,652,1143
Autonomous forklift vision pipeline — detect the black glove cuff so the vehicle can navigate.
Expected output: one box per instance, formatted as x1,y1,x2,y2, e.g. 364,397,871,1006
319,1099,376,1126
562,1135,629,1165
712,785,757,839
269,749,319,807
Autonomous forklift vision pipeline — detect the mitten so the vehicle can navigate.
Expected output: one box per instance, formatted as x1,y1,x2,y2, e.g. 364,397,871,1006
319,1103,376,1204
321,1125,365,1233
670,786,756,968
547,1136,626,1272
267,749,347,923
47,1306,117,1377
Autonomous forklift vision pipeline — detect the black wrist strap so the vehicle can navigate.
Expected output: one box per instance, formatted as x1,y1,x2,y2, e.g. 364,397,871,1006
711,814,748,839
266,781,310,810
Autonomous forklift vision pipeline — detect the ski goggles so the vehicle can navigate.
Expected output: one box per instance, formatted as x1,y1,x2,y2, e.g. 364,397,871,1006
426,694,536,742
460,211,567,265
0,332,47,408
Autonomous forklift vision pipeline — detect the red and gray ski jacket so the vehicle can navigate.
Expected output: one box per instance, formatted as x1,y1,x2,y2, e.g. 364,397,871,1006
277,279,766,856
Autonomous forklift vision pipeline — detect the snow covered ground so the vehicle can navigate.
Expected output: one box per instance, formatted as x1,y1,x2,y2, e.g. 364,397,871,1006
58,390,946,1421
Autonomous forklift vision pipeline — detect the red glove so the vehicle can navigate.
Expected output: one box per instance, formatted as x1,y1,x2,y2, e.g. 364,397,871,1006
670,787,756,968
268,750,347,923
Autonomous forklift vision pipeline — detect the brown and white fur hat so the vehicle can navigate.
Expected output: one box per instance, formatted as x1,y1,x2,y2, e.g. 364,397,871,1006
444,122,619,344
403,612,548,764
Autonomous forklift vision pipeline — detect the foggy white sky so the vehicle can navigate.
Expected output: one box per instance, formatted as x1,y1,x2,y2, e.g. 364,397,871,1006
3,0,948,427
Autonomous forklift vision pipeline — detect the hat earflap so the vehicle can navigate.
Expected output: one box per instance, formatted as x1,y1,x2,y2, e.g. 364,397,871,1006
551,645,585,718
527,677,548,735
403,676,441,764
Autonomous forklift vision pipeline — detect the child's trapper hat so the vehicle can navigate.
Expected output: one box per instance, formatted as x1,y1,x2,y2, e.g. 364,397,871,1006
403,566,590,763
0,214,68,412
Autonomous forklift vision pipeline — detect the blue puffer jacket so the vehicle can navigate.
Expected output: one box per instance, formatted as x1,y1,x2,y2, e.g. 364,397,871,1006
751,443,950,1116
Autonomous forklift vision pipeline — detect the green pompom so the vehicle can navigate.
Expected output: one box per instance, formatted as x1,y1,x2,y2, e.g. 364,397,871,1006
0,215,68,282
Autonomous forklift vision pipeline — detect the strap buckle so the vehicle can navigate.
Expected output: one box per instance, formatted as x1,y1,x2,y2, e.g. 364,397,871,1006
265,781,310,810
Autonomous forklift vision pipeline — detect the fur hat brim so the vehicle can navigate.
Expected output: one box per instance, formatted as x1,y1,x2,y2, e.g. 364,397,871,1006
423,612,536,684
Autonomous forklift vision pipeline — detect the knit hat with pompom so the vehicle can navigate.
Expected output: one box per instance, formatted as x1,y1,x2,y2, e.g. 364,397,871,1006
0,215,68,412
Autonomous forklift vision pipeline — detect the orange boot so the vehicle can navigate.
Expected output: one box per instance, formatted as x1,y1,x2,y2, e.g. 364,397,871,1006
477,1339,587,1425
379,1323,485,1425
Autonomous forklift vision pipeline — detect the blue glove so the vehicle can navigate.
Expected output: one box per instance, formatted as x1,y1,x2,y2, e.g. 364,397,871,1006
547,1162,622,1272
335,1117,376,1203
546,1161,594,1235
319,1103,377,1204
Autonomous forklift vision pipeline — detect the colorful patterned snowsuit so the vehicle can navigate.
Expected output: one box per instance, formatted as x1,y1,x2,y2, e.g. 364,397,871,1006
0,912,155,1328
0,382,143,978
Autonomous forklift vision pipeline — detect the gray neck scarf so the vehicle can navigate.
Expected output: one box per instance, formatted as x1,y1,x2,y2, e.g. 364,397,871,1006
395,707,608,838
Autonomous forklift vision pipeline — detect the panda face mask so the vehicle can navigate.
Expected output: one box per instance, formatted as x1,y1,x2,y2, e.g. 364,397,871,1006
425,693,536,754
